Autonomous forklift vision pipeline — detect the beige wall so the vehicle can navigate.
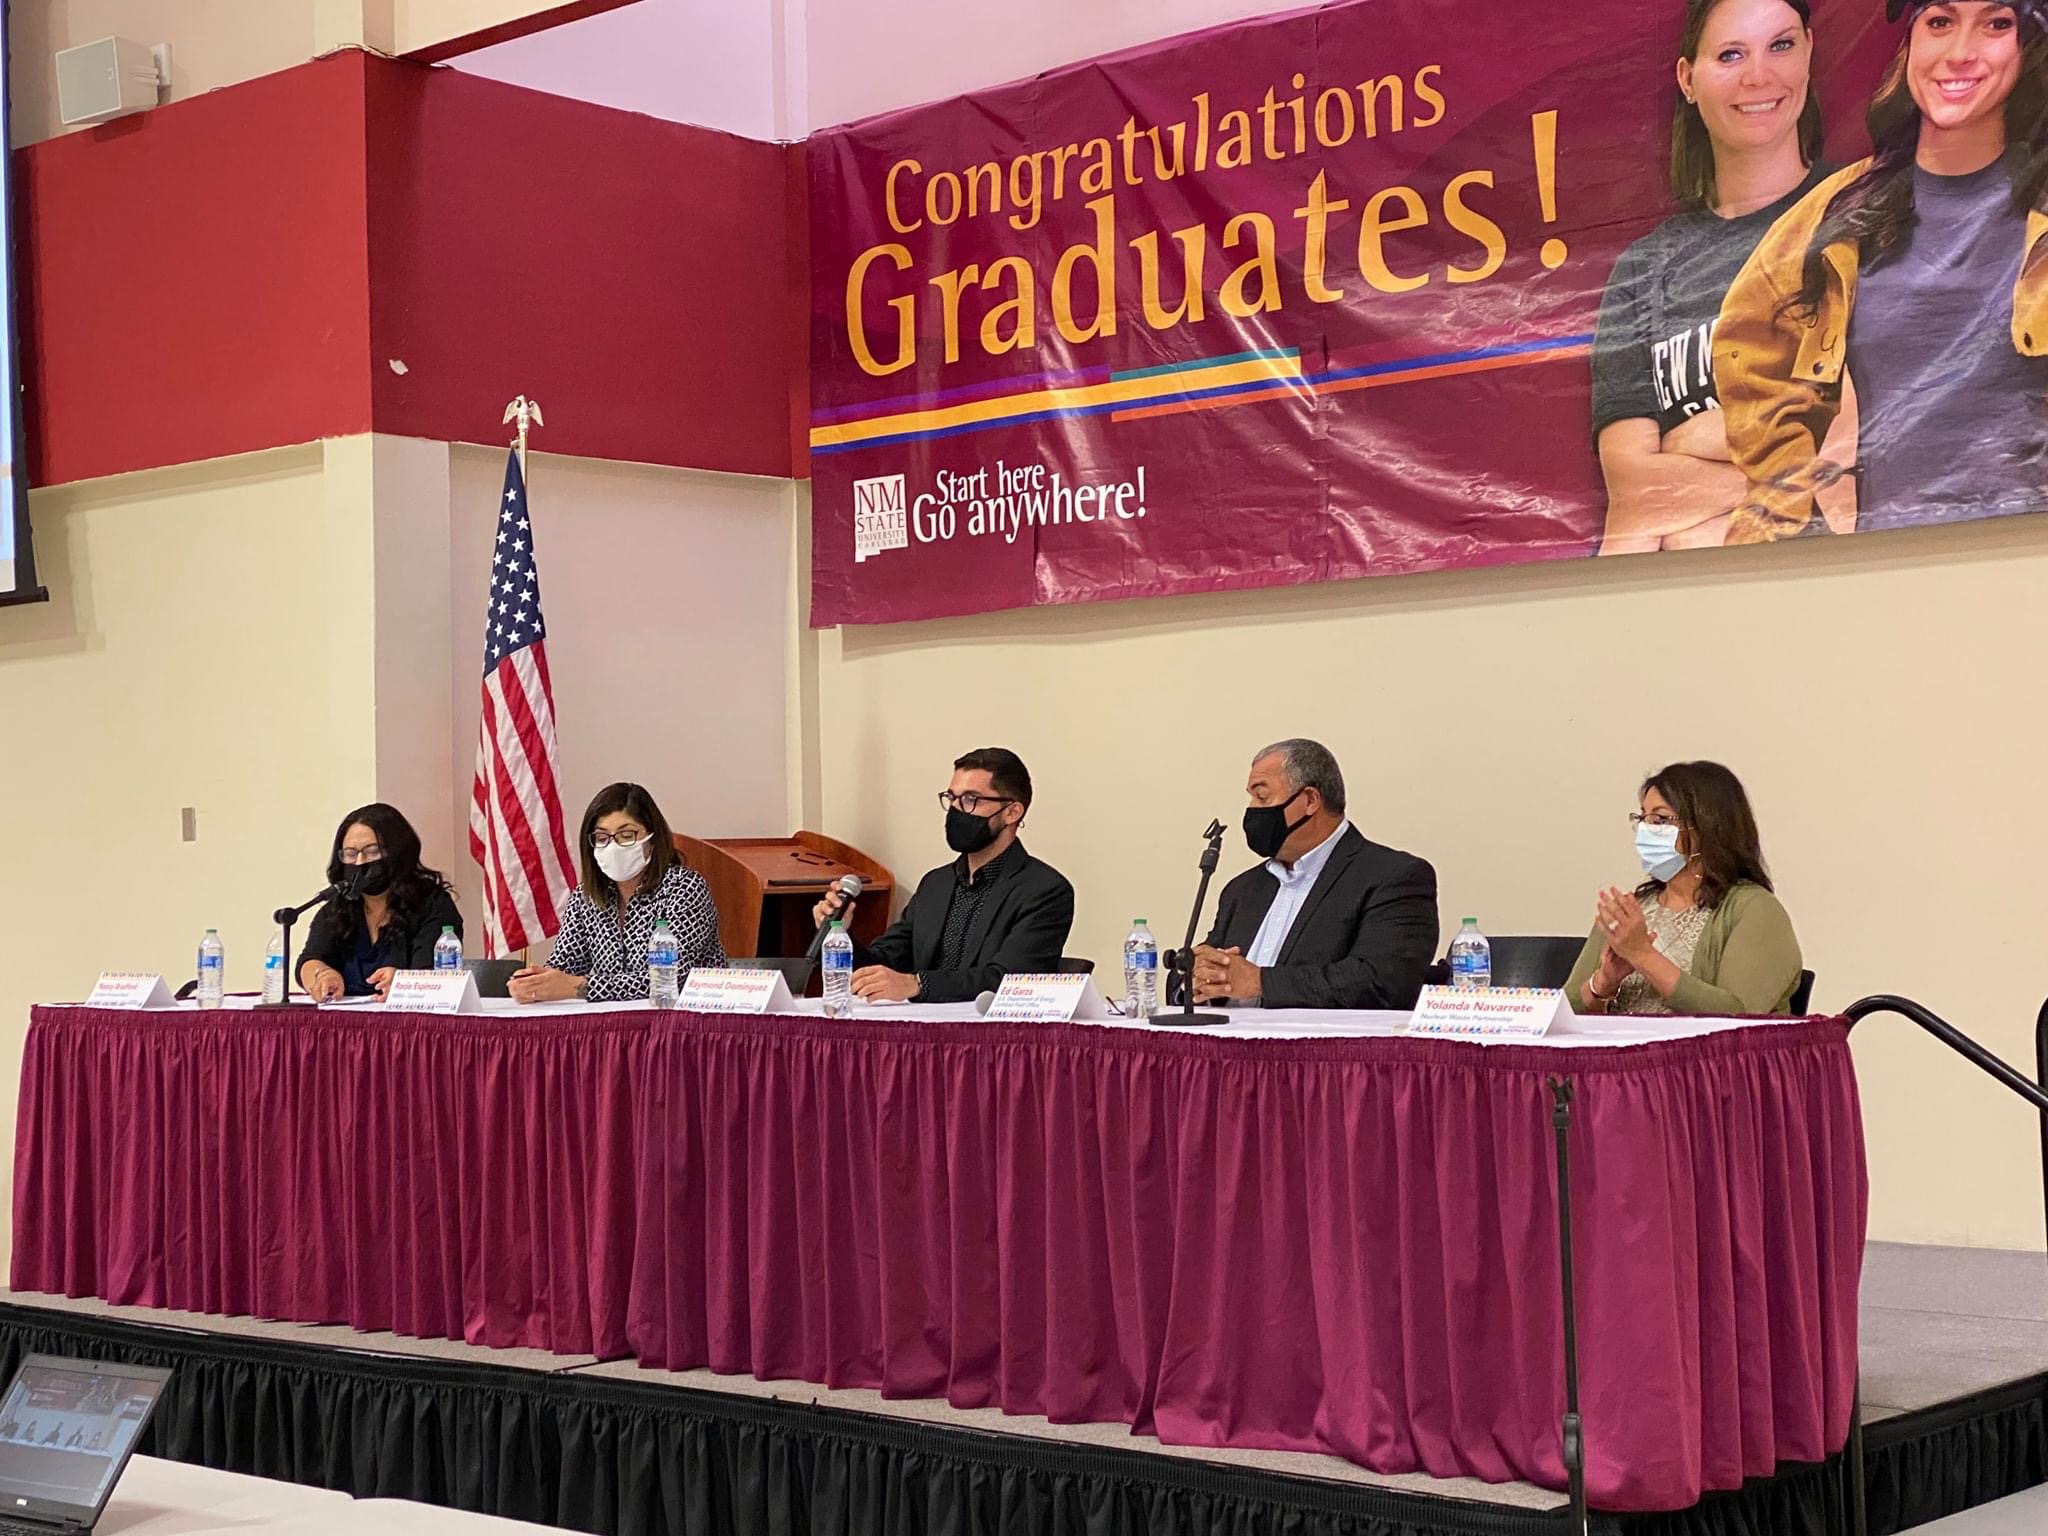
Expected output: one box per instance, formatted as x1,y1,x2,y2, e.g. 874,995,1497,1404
442,444,795,933
12,1,318,145
801,503,2048,1252
0,444,376,1243
0,433,797,1263
8,0,617,144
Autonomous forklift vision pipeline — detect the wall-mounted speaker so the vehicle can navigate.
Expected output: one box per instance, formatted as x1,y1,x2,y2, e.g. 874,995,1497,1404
55,37,169,128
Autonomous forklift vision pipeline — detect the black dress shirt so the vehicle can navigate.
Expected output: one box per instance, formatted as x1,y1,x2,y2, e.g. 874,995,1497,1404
935,840,1021,971
860,839,1074,1003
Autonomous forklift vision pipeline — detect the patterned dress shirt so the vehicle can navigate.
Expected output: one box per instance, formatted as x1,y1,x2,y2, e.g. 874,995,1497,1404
934,840,1022,974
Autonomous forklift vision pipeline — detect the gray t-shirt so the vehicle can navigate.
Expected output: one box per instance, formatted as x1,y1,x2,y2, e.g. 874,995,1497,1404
1592,167,1829,438
1849,157,2048,531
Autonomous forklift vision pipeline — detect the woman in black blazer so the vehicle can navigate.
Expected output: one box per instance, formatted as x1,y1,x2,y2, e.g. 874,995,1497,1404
297,803,463,1001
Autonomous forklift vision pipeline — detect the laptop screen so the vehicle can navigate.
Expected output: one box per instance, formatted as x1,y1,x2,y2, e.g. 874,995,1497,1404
0,1358,166,1517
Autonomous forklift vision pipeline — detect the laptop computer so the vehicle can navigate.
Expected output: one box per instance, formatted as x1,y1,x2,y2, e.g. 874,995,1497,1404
0,1356,170,1533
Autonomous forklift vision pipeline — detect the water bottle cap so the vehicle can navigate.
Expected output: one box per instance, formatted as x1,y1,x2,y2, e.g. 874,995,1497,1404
830,919,845,929
1462,917,1478,926
441,924,455,934
205,928,218,935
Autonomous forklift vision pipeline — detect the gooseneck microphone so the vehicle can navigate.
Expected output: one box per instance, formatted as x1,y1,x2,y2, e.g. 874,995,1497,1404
804,873,865,962
269,878,349,1009
1159,819,1229,1028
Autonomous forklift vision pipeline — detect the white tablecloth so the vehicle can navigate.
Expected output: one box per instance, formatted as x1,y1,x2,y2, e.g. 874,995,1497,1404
99,1455,551,1533
109,991,1811,1048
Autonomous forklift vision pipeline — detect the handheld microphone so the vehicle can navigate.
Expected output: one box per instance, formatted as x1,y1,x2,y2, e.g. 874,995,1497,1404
804,874,865,961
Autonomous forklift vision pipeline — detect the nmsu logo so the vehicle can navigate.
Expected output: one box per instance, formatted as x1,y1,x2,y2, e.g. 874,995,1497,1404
852,474,908,563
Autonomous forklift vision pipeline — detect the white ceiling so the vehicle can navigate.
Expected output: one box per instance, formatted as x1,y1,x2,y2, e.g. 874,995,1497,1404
451,0,1313,141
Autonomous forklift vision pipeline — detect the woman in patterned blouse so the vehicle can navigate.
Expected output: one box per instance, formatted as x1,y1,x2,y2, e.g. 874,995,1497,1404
508,782,726,1004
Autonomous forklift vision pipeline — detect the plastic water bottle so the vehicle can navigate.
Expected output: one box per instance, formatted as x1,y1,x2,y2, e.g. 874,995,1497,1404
648,919,680,1009
433,925,462,973
821,921,854,1017
261,929,285,1005
197,930,225,1008
1122,918,1160,1020
1449,917,1492,991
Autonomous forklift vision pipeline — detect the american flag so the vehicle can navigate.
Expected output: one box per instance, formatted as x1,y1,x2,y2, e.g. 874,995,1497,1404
468,450,576,956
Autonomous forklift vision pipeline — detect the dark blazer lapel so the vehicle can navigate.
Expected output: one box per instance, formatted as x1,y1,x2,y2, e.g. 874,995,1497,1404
911,866,953,971
1277,828,1365,965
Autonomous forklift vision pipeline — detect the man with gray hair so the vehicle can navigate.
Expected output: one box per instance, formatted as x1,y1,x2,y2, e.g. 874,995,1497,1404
1188,738,1439,1010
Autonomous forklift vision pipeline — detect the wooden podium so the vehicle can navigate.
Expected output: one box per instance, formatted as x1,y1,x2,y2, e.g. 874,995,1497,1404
671,831,896,962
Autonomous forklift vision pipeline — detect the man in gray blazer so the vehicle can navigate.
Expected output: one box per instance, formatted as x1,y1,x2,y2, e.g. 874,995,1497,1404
1190,739,1439,1010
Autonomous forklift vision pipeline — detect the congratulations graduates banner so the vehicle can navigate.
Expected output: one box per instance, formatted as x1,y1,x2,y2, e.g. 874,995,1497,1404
807,0,2029,626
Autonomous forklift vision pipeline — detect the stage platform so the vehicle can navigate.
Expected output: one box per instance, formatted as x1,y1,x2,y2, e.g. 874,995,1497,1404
0,1240,2041,1536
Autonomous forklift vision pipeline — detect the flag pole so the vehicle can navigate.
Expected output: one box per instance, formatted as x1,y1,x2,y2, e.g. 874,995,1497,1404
499,395,543,968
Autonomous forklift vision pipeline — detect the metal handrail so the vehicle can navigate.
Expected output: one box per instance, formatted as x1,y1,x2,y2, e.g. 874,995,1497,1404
1843,995,2048,1115
1837,994,2048,1536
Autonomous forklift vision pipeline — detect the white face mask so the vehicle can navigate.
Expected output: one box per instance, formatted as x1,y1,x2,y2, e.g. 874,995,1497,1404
594,837,651,884
1634,822,1688,883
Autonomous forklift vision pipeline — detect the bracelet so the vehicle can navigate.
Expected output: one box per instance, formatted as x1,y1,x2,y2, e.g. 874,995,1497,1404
1586,975,1618,1003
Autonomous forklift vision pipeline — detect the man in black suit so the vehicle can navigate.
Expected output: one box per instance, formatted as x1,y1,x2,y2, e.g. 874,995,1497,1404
812,746,1074,1004
1190,739,1439,1010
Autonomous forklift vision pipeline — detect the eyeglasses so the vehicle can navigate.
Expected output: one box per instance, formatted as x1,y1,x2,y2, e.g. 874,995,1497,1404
1627,812,1686,829
938,791,1014,814
590,828,648,848
339,845,385,865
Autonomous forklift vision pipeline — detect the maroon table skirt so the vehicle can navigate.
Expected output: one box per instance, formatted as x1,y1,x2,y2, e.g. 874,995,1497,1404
10,1005,651,1356
12,1006,1866,1511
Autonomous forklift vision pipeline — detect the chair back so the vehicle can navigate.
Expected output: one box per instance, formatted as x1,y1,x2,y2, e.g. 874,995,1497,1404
731,955,816,993
463,958,522,998
1483,936,1586,991
1056,957,1094,975
1789,969,1816,1016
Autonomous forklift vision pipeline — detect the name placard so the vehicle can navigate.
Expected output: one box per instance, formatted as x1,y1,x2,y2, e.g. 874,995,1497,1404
85,973,178,1010
677,968,796,1015
986,973,1111,1023
1408,986,1573,1041
382,969,482,1015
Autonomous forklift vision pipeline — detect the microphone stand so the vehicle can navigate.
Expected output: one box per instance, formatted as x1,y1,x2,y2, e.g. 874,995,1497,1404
271,885,341,1009
1158,819,1228,1028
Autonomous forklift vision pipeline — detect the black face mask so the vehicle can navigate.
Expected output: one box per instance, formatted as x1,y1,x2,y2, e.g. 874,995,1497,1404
1242,788,1310,861
945,807,1004,855
346,860,393,899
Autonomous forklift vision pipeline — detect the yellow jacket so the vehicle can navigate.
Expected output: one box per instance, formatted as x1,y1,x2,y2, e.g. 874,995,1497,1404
1713,158,2048,543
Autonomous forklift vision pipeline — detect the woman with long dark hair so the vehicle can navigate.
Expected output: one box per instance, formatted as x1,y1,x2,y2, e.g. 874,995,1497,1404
1564,762,1803,1016
1592,0,1857,554
1717,0,2048,540
298,804,463,1001
509,782,726,1004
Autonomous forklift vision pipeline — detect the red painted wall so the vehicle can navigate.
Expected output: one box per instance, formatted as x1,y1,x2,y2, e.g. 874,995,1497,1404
15,51,802,488
365,59,799,478
17,57,372,488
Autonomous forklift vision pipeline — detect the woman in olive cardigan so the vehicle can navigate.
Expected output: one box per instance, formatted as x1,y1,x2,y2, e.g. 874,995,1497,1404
1566,761,1803,1017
